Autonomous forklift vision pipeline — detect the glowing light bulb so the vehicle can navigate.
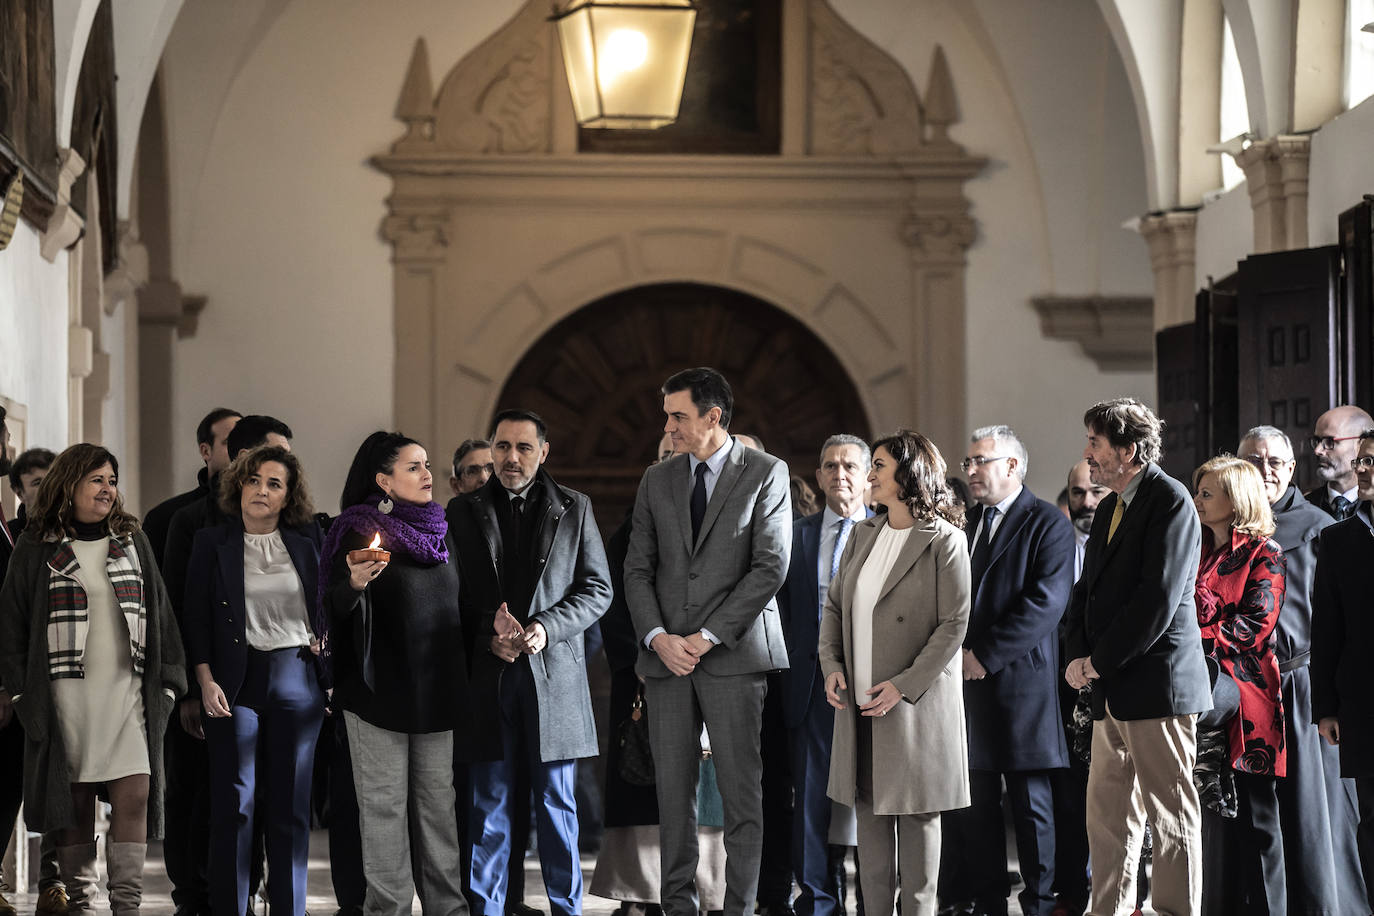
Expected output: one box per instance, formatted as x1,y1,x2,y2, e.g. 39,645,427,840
598,29,649,86
368,532,381,549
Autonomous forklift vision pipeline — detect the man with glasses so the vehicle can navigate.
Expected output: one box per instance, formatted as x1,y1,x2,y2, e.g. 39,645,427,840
940,426,1074,916
1304,406,1374,520
1238,426,1367,913
451,438,496,498
1312,429,1374,913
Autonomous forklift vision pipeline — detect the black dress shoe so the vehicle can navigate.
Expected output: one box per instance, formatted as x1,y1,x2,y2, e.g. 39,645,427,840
507,903,545,916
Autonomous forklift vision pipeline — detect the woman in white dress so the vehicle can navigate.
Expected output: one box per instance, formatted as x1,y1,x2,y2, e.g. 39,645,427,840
818,430,971,916
0,444,186,916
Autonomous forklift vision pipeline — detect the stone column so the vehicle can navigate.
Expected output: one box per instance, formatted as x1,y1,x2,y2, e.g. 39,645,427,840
1139,209,1199,331
1235,134,1311,253
381,208,450,447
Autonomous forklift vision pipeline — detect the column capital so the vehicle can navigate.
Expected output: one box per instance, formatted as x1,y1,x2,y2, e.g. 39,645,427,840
381,209,450,262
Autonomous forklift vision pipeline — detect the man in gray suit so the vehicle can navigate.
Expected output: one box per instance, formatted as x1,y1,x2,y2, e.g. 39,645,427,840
625,367,793,916
452,409,613,916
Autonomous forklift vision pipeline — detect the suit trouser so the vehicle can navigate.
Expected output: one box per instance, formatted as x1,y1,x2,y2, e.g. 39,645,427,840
787,675,839,916
941,768,1056,916
759,674,795,908
1354,778,1374,913
469,660,582,916
344,710,468,916
1085,710,1201,916
854,719,938,916
164,713,214,911
204,647,326,916
0,720,62,894
325,711,368,912
1201,773,1285,916
646,670,767,916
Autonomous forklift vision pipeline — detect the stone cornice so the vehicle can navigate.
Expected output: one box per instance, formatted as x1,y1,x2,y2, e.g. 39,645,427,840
1031,295,1155,372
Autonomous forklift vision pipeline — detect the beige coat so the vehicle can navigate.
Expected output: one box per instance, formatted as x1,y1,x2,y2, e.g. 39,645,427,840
819,515,971,815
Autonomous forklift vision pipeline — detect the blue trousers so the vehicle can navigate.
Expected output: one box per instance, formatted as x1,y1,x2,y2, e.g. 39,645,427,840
469,660,582,916
205,647,325,916
788,674,839,916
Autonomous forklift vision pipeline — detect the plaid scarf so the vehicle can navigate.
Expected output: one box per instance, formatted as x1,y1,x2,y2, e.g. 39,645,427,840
45,536,147,679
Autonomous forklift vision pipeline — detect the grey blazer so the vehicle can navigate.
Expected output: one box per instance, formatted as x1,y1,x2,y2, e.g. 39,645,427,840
624,439,792,679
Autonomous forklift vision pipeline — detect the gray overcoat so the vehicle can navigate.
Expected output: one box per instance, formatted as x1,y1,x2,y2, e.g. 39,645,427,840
0,529,186,837
819,515,971,816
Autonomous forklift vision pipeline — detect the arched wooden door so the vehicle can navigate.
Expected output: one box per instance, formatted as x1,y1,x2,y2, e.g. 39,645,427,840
494,283,871,532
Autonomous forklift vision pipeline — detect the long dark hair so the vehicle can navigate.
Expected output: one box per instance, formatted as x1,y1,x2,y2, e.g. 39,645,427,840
339,431,423,510
27,444,141,541
870,429,964,527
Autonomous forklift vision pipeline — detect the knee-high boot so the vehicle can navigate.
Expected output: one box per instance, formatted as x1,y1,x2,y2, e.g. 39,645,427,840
105,842,146,916
54,843,100,916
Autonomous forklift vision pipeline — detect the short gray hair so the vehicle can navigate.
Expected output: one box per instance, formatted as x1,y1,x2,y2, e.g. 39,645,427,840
819,434,871,470
970,424,1028,480
1238,425,1293,459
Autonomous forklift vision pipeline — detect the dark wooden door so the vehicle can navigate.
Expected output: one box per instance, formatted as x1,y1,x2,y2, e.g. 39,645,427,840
1236,246,1341,492
1156,322,1199,485
1339,198,1374,410
495,283,870,535
1199,279,1239,463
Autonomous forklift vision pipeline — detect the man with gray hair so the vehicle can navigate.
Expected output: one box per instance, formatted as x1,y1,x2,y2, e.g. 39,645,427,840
777,434,871,916
1237,426,1367,911
939,426,1074,916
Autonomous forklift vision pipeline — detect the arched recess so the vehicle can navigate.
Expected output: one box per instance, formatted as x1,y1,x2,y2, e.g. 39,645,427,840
494,283,870,528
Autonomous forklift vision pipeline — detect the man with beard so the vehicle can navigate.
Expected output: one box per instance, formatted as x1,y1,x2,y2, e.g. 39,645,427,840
1237,426,1366,913
1063,398,1211,916
1305,406,1374,520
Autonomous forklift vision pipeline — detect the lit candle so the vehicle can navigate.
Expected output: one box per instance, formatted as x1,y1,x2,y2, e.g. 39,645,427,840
348,531,391,565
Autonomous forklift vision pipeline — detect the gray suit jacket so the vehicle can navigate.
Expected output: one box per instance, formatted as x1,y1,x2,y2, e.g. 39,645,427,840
624,439,792,678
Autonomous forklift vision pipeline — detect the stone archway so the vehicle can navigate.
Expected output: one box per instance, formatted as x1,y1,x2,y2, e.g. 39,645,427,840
493,282,870,528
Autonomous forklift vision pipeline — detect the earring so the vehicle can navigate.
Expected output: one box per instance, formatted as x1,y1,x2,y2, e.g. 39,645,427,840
378,494,394,515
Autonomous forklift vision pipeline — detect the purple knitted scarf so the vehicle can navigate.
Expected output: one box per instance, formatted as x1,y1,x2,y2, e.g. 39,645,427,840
314,495,449,664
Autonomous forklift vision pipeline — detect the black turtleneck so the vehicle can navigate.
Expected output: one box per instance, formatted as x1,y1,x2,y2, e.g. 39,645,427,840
72,520,107,541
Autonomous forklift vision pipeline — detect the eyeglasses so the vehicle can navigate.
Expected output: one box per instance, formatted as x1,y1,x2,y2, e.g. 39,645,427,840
960,455,1010,472
1242,456,1294,471
1351,456,1374,471
1307,435,1362,452
459,463,495,478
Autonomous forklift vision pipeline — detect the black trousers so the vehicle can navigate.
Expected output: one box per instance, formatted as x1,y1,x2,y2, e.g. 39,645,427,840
164,715,214,912
1355,777,1374,913
940,769,1057,916
759,673,795,908
326,712,367,912
1202,772,1286,916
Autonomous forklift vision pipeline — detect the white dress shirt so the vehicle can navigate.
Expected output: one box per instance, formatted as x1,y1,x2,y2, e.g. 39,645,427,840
818,504,867,617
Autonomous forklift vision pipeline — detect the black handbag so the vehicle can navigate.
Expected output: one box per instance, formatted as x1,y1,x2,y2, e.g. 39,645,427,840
617,686,656,787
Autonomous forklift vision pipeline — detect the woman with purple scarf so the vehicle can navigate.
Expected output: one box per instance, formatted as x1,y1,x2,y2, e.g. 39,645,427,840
321,432,471,916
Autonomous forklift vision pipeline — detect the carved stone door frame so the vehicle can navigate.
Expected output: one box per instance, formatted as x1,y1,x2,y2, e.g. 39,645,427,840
374,0,983,460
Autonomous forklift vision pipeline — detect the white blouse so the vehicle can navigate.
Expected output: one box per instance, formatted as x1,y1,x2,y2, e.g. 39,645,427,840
242,530,313,651
849,522,913,701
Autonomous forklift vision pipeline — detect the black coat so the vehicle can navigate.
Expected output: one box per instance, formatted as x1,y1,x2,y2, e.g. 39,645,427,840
182,520,325,705
1310,510,1374,776
963,487,1074,771
1064,462,1212,720
1270,485,1332,665
142,468,209,568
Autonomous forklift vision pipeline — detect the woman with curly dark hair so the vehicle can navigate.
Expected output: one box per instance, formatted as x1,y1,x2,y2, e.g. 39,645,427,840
0,443,186,916
817,429,970,916
182,444,325,916
1192,455,1287,914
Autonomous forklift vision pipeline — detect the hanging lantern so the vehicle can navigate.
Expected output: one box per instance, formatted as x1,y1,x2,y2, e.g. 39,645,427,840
552,0,698,129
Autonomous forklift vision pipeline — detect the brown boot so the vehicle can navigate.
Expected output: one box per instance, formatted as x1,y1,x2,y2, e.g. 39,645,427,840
105,843,145,916
54,844,99,916
35,884,70,915
0,888,18,916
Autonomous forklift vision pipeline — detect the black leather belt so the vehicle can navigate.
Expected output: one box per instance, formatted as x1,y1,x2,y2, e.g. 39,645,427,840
1279,651,1310,673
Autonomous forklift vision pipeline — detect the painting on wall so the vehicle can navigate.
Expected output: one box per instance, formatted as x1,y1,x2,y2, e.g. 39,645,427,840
577,0,781,155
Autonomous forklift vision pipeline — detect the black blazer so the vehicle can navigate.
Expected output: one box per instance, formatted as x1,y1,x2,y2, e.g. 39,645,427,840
1310,510,1374,776
963,487,1074,770
1064,462,1211,721
183,519,324,705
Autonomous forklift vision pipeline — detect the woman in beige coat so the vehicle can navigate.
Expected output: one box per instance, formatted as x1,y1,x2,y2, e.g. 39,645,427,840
818,429,972,916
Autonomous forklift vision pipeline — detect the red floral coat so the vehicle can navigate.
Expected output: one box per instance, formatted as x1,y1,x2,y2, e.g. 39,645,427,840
1196,530,1287,776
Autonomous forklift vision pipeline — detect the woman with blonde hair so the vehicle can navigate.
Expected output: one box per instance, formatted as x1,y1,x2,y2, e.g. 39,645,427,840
819,429,971,916
1192,455,1287,914
0,444,186,916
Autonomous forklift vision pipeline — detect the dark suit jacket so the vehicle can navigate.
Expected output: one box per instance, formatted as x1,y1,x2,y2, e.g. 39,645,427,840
1270,485,1332,665
1304,484,1352,520
1064,462,1211,721
963,487,1074,770
1310,510,1374,776
182,520,324,705
450,469,611,763
142,468,209,568
776,508,871,730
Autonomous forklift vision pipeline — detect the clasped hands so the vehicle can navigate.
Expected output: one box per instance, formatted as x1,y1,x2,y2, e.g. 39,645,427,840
823,671,902,717
490,602,548,663
650,631,716,677
1064,655,1099,690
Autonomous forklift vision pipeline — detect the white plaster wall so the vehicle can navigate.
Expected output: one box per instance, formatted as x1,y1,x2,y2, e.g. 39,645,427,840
1195,182,1254,287
1308,94,1374,246
0,224,71,453
833,0,1156,496
165,0,524,508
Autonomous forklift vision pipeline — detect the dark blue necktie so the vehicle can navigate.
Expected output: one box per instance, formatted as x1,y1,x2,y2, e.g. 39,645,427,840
971,506,998,582
691,462,709,543
1332,495,1354,520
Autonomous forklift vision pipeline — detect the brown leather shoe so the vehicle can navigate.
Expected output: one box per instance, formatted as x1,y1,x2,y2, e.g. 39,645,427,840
0,888,19,916
37,884,70,915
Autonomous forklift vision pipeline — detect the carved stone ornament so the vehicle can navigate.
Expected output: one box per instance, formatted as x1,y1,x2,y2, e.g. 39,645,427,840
809,0,923,155
428,3,551,154
104,219,150,315
900,211,977,260
381,210,450,259
1031,295,1154,372
40,148,87,262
